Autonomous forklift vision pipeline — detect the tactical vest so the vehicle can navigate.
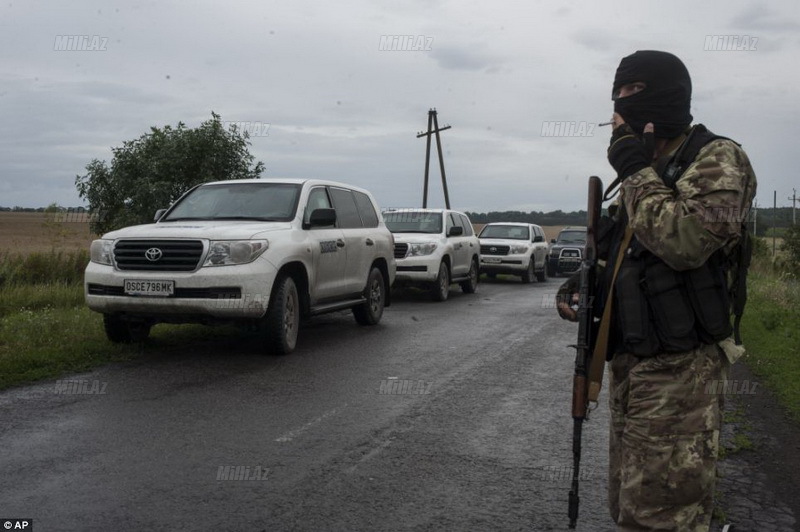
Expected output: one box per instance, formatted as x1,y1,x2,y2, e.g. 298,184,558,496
600,125,748,358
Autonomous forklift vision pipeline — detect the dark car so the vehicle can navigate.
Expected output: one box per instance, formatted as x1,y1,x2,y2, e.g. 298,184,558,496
547,226,587,277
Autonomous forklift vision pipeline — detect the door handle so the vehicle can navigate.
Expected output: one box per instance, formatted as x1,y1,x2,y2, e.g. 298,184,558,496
336,239,346,248
365,238,374,246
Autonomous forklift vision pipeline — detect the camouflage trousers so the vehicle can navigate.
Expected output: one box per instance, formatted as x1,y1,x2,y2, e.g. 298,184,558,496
608,343,729,531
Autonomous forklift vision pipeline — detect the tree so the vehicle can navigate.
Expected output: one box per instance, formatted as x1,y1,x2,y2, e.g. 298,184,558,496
75,112,265,234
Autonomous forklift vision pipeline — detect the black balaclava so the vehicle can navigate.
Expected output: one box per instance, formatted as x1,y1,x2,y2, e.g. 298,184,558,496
612,50,692,138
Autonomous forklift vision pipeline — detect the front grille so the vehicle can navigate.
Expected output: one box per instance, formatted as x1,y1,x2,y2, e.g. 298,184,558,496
114,240,204,271
480,244,510,255
394,242,409,259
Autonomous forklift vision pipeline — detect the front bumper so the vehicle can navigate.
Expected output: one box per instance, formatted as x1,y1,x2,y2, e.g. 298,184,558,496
393,256,439,283
479,254,531,274
84,260,277,321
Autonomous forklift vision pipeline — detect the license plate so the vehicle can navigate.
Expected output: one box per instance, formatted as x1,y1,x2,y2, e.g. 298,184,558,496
483,257,502,264
124,279,175,296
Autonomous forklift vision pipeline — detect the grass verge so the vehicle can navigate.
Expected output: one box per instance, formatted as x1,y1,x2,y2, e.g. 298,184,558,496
738,268,800,422
0,283,246,390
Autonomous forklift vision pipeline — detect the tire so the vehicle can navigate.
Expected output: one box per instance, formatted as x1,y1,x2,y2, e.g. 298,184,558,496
521,258,535,284
547,262,558,278
430,261,450,302
353,267,385,325
460,258,479,294
486,272,497,279
103,314,151,343
264,274,300,355
536,257,548,282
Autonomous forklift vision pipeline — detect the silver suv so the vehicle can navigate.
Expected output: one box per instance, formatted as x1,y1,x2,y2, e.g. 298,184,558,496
383,208,479,301
478,222,549,283
85,178,396,354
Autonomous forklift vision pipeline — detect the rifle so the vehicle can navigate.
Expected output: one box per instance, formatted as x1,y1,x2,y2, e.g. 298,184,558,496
568,175,603,529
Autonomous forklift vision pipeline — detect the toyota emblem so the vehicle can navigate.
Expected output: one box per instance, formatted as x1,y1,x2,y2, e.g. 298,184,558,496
490,246,497,252
145,248,163,261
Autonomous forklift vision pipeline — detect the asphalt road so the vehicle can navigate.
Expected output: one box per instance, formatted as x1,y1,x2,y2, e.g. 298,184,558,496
1,277,616,531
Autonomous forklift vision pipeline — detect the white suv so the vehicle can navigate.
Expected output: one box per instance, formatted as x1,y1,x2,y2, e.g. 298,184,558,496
382,208,479,301
478,222,549,283
85,178,396,354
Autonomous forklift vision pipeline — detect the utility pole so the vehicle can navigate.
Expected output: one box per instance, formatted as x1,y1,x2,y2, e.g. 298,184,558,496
789,188,797,225
416,109,452,208
773,190,777,257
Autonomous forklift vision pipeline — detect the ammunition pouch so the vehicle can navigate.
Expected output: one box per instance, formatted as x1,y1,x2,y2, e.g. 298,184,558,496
611,238,732,357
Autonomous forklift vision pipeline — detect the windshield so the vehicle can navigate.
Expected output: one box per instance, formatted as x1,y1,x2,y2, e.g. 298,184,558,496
479,224,530,240
383,211,443,234
557,230,586,244
164,182,301,222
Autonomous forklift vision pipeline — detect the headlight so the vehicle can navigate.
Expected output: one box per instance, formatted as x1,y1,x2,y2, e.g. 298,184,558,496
510,245,529,254
90,239,114,265
408,242,438,256
203,240,269,266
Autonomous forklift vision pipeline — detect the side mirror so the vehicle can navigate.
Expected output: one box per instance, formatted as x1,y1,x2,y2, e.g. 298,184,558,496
550,238,556,244
533,235,544,243
154,209,167,222
308,208,337,227
448,226,463,237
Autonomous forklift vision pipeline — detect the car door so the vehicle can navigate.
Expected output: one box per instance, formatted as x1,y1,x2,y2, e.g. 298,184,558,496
531,225,545,268
303,186,347,301
458,213,478,270
447,212,469,276
328,186,370,295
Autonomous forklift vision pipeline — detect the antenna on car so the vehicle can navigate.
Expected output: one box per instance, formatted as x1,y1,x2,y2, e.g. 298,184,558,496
416,108,452,209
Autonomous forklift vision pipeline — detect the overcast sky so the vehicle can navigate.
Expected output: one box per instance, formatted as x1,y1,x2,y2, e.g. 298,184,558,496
1,0,797,213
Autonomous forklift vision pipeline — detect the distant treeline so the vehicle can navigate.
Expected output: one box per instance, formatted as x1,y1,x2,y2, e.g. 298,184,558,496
465,210,588,227
466,207,796,237
1,205,794,237
0,206,87,213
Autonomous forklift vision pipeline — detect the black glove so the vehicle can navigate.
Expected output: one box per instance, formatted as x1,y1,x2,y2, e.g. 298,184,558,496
607,123,654,180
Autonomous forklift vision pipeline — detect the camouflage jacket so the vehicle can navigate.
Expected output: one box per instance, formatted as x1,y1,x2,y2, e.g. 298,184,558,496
620,135,757,271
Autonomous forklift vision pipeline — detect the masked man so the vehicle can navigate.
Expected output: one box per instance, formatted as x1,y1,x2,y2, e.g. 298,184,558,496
558,50,757,531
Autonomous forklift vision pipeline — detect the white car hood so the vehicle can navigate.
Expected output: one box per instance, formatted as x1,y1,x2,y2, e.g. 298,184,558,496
102,221,293,240
479,238,530,247
392,233,444,244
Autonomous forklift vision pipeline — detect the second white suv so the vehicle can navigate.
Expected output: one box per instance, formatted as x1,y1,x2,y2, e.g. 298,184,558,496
84,178,396,355
383,208,480,301
478,222,549,283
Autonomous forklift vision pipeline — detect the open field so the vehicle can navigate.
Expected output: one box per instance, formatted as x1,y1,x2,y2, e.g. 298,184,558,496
0,212,97,254
0,212,568,254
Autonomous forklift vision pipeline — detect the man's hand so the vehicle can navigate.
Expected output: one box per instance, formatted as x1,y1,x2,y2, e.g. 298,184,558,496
556,273,580,322
607,113,655,179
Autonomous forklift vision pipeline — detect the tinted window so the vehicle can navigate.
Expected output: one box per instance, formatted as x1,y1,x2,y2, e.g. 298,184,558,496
304,186,333,226
458,214,474,236
329,187,363,229
353,191,379,228
446,213,457,235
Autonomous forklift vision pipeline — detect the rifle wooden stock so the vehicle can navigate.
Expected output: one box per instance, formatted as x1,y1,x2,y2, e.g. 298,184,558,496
568,175,603,529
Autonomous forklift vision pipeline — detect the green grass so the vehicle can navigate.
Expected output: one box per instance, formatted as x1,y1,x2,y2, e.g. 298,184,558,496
0,249,89,287
0,285,247,390
739,267,800,422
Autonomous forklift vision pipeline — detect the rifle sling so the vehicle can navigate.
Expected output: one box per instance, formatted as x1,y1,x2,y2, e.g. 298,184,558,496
587,225,633,402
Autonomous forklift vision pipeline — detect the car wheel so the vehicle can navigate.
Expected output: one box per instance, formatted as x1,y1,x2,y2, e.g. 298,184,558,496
536,258,548,282
430,261,450,302
353,267,385,325
521,259,535,284
265,274,300,355
486,272,497,279
547,262,558,278
103,314,151,343
460,258,479,294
